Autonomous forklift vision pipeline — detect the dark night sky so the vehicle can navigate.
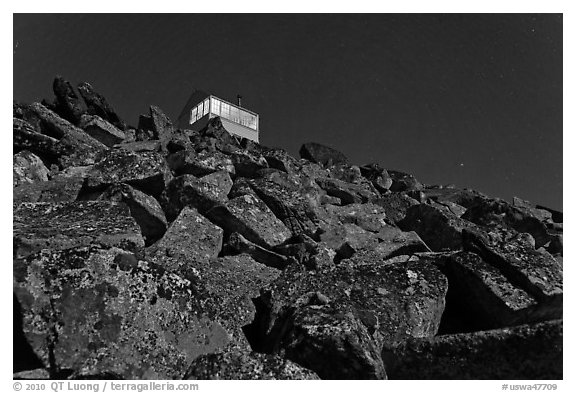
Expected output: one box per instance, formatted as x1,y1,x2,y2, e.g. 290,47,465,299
13,14,563,210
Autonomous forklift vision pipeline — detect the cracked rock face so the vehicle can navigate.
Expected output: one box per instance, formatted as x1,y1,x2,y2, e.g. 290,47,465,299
13,78,563,380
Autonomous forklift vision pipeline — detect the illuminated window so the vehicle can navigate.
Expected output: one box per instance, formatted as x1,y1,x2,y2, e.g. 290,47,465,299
190,107,197,124
211,97,221,115
203,99,210,116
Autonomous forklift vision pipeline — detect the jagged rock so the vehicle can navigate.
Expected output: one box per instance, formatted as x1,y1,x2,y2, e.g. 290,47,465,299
79,114,125,147
248,176,322,237
77,82,126,130
13,368,50,380
13,201,145,259
227,233,293,269
382,320,562,379
443,252,559,331
149,105,174,151
374,227,430,258
52,76,86,125
373,193,419,224
387,170,423,192
185,350,319,380
399,203,480,251
359,163,394,193
462,198,552,248
97,183,168,245
166,129,194,153
462,227,562,313
248,261,448,378
262,148,300,174
85,149,172,198
230,151,269,178
147,206,223,276
202,117,242,149
206,194,292,249
14,175,84,204
299,142,348,167
14,118,66,165
160,174,230,221
315,177,378,205
13,150,50,187
14,246,231,379
319,223,379,261
17,104,108,169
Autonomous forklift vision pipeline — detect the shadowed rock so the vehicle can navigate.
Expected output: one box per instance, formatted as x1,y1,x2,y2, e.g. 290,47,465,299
399,203,480,251
462,198,552,249
247,260,448,378
383,320,562,379
79,114,125,147
97,183,168,245
52,76,86,125
13,201,145,259
444,252,559,329
299,142,348,167
227,233,294,269
231,151,269,178
373,193,419,224
315,177,378,205
77,82,126,130
185,350,319,380
160,174,230,221
387,170,423,192
462,227,562,312
19,104,108,168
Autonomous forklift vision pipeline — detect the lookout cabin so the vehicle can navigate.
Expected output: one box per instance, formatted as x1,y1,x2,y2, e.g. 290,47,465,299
177,90,259,143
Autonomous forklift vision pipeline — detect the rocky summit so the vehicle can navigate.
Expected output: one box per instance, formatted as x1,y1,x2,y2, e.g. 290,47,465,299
13,77,562,380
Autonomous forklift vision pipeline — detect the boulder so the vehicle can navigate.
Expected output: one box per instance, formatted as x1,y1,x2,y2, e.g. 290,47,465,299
442,252,558,331
178,149,235,177
462,198,552,248
373,193,419,224
248,176,322,237
247,261,448,378
160,174,230,221
185,350,319,380
13,150,50,187
113,140,161,153
13,118,66,165
320,203,388,233
97,183,168,245
383,320,562,379
205,194,292,249
462,227,562,313
85,149,172,198
387,170,423,192
318,223,379,261
52,76,86,125
315,177,378,205
79,114,125,147
230,151,269,178
147,206,223,277
13,201,145,259
14,175,84,205
299,142,348,167
23,102,107,159
14,246,230,379
359,163,393,193
262,148,300,174
149,105,174,151
399,203,480,251
77,82,126,130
